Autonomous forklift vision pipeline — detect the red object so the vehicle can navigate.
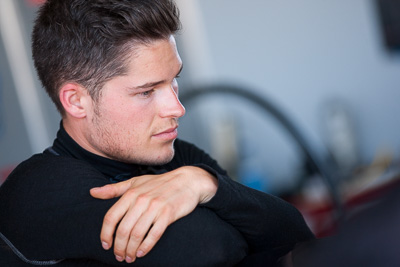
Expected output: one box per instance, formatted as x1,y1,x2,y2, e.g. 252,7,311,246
290,174,400,238
0,166,14,185
25,0,46,6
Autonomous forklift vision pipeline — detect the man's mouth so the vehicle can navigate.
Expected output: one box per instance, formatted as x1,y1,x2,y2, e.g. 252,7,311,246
152,126,178,140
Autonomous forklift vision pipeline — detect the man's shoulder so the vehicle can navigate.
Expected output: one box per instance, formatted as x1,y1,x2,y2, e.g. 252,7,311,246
174,138,196,149
173,138,207,160
3,153,104,187
20,152,97,170
168,139,203,168
172,139,223,171
0,153,114,265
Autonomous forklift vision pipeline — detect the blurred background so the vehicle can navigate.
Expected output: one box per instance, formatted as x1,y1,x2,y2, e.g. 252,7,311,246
1,0,399,236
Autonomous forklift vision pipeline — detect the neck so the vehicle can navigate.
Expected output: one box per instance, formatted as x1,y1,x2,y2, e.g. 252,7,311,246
62,117,100,158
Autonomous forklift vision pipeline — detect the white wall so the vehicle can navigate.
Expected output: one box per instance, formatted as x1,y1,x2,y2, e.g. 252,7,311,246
0,0,59,172
177,0,400,166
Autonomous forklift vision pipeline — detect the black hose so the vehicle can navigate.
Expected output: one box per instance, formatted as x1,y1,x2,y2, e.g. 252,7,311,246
180,84,343,220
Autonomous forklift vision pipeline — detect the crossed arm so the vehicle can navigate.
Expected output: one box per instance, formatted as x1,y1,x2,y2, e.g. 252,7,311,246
90,166,218,263
90,155,314,265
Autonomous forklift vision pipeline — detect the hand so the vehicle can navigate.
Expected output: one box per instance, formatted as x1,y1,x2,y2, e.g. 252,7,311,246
90,166,217,263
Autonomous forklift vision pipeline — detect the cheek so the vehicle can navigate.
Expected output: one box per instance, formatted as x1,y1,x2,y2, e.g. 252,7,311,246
118,103,156,130
134,107,155,127
101,94,158,127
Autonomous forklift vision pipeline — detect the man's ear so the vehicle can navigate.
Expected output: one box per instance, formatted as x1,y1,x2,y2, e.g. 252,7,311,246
59,83,91,118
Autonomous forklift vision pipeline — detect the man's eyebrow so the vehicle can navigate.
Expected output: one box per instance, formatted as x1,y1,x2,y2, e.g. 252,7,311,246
132,64,183,90
132,80,164,90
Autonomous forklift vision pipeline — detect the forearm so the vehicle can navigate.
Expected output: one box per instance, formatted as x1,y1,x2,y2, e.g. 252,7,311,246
171,141,314,257
173,165,218,204
199,165,314,254
90,165,243,264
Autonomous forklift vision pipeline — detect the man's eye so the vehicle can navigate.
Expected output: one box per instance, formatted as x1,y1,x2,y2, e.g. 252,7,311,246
138,89,154,97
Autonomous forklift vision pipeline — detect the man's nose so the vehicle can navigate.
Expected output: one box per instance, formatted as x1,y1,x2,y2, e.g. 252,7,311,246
159,85,186,118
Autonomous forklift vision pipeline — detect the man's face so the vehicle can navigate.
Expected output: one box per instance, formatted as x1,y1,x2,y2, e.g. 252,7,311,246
84,36,185,165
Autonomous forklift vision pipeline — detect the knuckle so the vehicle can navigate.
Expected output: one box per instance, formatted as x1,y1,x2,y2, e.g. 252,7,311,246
123,188,137,198
148,200,160,210
131,229,144,240
113,247,124,257
149,228,163,241
149,197,165,210
113,242,126,255
135,194,148,205
160,204,174,218
139,245,149,255
103,212,117,225
129,179,137,187
116,225,130,238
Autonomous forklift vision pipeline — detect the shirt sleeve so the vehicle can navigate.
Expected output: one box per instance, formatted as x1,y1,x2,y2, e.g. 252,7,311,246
0,154,248,266
173,139,315,259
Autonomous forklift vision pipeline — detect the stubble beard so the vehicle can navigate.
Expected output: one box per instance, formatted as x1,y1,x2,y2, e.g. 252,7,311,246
90,106,176,165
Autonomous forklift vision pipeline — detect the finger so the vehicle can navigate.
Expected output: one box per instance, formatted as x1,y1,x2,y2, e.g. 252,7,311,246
136,216,169,258
113,194,150,261
124,209,160,262
125,199,172,261
90,179,133,199
100,193,136,250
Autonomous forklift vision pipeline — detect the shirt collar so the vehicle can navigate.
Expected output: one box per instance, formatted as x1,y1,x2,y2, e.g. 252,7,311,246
50,121,158,181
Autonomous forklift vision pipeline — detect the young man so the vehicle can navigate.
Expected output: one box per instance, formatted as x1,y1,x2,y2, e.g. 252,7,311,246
0,0,314,266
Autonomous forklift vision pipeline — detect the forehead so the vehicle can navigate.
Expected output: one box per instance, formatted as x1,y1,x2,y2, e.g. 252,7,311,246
127,36,181,75
99,36,182,94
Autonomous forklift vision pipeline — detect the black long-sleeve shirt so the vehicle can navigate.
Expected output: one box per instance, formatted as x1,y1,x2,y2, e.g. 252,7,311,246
0,124,314,266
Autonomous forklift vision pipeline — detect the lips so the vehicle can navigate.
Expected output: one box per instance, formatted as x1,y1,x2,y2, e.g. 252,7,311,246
153,126,178,140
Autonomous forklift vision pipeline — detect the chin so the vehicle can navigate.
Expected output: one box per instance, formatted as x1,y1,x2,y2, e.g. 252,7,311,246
148,142,176,165
124,147,175,166
151,150,175,165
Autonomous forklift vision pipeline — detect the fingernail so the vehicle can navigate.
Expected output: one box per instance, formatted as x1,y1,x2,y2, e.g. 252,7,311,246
136,250,144,258
116,255,123,262
125,256,133,263
102,241,109,250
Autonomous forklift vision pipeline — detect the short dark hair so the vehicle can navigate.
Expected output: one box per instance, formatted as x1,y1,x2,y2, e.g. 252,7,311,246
32,0,181,115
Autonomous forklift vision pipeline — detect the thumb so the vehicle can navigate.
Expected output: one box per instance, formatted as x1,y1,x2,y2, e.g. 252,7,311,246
90,180,132,199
